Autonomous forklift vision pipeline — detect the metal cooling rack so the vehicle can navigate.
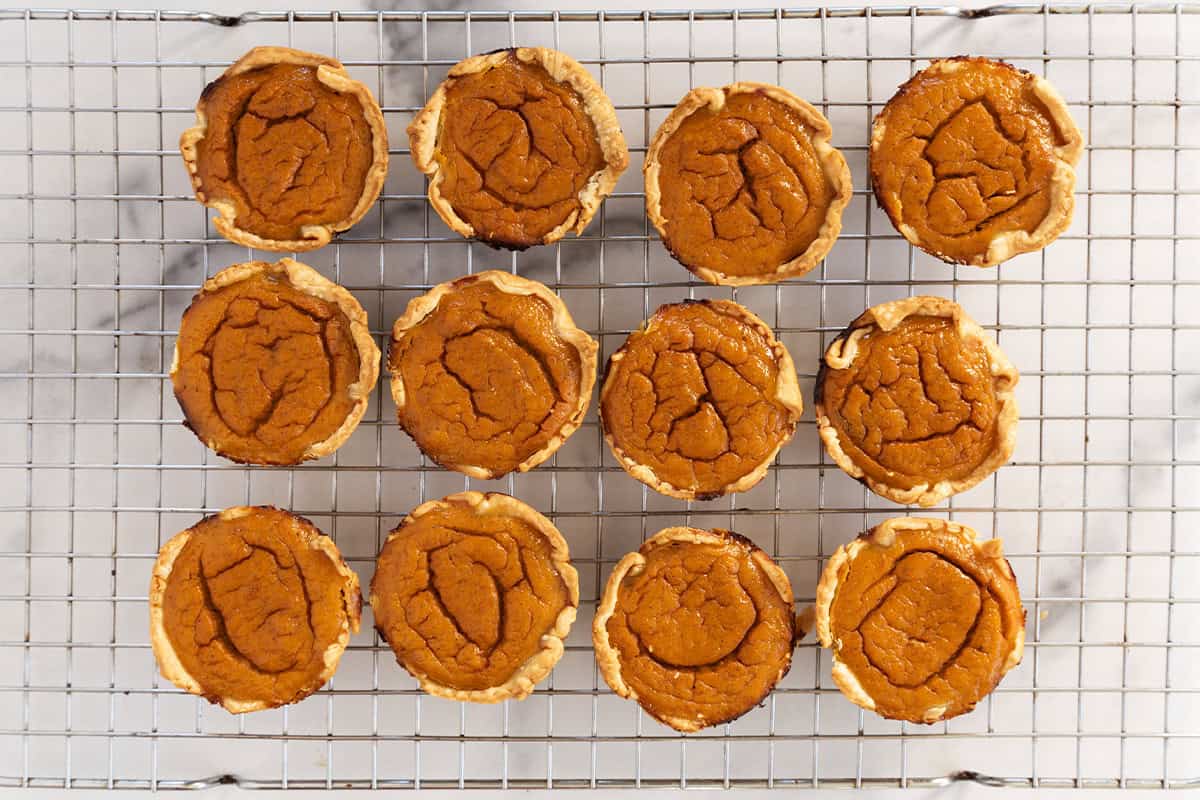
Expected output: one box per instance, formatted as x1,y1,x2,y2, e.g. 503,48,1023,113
0,2,1197,791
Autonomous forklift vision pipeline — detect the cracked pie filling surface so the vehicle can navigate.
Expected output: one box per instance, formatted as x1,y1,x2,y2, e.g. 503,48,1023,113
600,299,803,500
815,517,1025,724
149,506,362,714
180,47,388,251
408,47,628,249
645,83,852,285
870,57,1083,266
593,527,797,732
388,271,598,479
815,296,1018,507
171,259,380,466
370,491,579,702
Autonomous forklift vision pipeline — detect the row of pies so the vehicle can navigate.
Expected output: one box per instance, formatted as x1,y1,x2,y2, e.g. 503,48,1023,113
150,499,1024,731
183,46,1082,283
171,260,1017,509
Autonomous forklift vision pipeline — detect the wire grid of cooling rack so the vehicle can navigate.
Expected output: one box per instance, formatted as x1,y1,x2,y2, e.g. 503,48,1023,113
0,2,1197,791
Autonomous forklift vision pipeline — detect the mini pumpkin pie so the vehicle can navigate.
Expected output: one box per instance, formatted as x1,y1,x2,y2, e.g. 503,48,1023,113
181,46,388,251
371,491,578,702
150,506,362,713
408,47,629,250
646,83,852,285
815,296,1018,507
389,270,597,479
171,258,380,466
600,300,802,500
594,527,796,732
870,57,1083,266
815,517,1025,723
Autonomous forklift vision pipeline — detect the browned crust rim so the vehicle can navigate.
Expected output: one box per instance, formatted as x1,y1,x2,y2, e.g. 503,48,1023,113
179,46,389,252
370,491,580,703
869,56,1083,267
814,295,1019,507
645,82,853,286
812,516,1026,723
387,270,599,480
407,47,630,250
148,505,363,714
592,526,797,733
599,298,804,500
169,258,381,465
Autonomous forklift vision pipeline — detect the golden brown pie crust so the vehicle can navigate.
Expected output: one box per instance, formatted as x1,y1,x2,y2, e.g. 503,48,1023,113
370,491,579,703
180,46,389,252
814,517,1025,723
388,270,598,479
645,82,852,286
149,506,362,714
408,47,629,249
870,57,1083,266
593,527,797,732
815,296,1018,507
600,299,803,500
170,258,380,466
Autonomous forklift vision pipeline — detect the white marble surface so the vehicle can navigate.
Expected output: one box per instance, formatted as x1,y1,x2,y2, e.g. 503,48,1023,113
0,1,1197,793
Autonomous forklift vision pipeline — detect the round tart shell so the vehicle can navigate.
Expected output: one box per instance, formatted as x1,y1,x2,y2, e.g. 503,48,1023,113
370,491,579,703
180,46,389,252
593,526,797,733
814,517,1025,723
870,57,1083,267
408,47,629,249
600,299,803,500
815,295,1018,507
388,270,598,480
170,258,381,466
645,82,852,286
149,506,362,714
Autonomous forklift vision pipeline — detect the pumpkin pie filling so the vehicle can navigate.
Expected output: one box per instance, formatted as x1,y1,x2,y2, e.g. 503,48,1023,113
647,84,851,285
409,48,629,249
816,297,1018,507
182,48,388,250
815,517,1025,723
600,300,802,499
370,491,578,701
149,506,362,713
593,527,796,732
172,259,379,466
389,271,597,479
870,57,1082,266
